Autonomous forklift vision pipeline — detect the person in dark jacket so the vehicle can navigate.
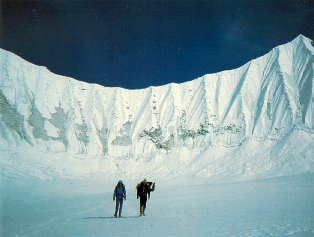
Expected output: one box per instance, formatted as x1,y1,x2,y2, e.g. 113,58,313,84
137,178,152,216
113,180,126,217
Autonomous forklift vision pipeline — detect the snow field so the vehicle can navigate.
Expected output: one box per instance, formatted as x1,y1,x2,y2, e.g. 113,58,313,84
1,173,314,237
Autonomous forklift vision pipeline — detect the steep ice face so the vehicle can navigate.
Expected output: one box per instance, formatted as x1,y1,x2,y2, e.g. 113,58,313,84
0,35,313,161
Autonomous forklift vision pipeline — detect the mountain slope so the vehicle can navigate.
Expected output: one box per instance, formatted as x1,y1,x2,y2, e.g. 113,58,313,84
0,34,313,179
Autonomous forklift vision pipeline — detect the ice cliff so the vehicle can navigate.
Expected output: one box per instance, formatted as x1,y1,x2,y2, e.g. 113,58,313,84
0,34,313,178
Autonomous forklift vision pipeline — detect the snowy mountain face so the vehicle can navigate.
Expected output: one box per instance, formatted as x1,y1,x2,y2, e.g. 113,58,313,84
0,35,313,179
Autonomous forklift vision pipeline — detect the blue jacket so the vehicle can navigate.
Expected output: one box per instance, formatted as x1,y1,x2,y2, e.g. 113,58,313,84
113,184,126,199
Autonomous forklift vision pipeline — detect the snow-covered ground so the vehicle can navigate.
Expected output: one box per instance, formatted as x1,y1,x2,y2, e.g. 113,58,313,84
1,173,314,237
1,128,313,236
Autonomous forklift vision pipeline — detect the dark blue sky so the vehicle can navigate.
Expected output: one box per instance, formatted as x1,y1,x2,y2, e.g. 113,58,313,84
1,0,313,89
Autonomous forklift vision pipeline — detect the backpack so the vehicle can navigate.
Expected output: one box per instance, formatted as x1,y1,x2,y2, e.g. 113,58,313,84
136,181,156,191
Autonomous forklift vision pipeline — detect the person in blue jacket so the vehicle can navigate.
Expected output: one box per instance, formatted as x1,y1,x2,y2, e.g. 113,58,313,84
113,180,126,217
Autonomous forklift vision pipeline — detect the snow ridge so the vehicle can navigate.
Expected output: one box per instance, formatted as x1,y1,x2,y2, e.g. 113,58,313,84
0,34,313,179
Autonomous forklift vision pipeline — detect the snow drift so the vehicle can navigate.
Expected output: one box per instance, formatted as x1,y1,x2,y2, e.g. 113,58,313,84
0,34,313,179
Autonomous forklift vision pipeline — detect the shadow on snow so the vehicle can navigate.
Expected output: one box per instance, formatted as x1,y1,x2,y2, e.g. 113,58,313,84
82,216,140,220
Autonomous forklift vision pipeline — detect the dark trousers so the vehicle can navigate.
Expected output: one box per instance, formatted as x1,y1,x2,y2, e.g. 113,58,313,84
140,196,147,214
115,196,123,216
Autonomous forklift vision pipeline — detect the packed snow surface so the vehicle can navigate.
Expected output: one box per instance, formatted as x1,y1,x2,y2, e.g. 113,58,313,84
1,174,314,237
